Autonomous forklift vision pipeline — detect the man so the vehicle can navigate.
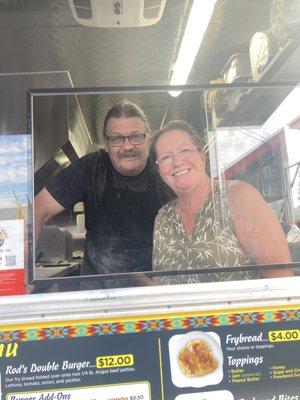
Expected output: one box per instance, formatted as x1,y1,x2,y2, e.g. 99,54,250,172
35,101,169,285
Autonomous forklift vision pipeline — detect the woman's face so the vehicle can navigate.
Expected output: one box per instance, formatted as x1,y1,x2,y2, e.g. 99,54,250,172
155,129,206,196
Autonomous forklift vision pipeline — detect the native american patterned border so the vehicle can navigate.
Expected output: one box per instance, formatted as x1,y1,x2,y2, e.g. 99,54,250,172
0,308,299,343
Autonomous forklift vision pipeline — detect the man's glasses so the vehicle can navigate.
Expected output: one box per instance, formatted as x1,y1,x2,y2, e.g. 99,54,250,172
106,133,146,147
156,146,198,167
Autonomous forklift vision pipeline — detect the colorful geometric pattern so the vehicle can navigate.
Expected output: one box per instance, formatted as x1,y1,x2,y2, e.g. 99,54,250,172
0,307,299,344
38,326,77,340
135,319,172,332
228,312,264,325
182,315,219,329
87,322,125,335
0,330,25,343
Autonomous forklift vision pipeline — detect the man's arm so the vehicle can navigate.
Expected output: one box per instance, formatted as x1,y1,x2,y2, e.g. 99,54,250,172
34,188,65,246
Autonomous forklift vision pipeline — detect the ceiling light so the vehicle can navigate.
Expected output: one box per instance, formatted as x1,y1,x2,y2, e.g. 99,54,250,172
169,0,217,97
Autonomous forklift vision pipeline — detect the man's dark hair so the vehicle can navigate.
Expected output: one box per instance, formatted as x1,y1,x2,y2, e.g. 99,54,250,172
103,101,150,137
150,120,205,162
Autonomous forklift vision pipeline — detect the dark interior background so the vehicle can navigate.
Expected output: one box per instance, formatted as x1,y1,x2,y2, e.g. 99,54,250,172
0,0,288,142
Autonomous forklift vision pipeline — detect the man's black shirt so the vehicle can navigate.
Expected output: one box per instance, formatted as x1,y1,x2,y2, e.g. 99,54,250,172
46,149,168,278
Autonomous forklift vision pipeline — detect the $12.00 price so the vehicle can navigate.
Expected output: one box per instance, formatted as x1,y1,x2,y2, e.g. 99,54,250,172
96,354,134,368
268,329,300,342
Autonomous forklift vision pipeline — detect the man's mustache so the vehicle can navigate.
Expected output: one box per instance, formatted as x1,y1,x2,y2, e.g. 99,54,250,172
119,151,139,159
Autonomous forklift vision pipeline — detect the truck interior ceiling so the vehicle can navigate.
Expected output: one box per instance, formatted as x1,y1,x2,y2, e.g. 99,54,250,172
0,0,299,288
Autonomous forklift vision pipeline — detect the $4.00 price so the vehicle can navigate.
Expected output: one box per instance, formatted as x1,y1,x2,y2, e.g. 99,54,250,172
96,354,134,369
268,329,300,342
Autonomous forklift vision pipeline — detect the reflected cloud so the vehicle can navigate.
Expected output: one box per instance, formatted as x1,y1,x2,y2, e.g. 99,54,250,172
0,135,31,209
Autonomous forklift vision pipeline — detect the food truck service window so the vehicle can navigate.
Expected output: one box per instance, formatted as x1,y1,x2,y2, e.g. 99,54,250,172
28,84,300,293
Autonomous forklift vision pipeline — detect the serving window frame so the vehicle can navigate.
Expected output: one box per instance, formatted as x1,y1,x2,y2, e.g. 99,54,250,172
27,82,300,292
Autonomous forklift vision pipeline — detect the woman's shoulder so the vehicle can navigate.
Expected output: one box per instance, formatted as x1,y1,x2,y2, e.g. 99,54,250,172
227,180,260,198
226,180,264,212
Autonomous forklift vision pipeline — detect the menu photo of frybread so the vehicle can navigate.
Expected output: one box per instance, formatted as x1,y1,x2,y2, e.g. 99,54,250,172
168,331,224,388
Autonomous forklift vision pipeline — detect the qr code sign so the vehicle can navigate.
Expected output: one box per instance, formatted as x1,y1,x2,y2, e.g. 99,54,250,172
5,255,16,267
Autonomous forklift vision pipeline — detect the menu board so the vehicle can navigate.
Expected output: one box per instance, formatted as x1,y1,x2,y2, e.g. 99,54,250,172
1,305,300,399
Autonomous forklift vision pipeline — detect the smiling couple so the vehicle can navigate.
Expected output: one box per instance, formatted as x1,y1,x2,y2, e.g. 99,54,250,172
35,101,292,288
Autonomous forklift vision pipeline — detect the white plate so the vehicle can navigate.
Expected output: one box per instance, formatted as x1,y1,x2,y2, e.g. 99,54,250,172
175,389,234,400
169,331,224,388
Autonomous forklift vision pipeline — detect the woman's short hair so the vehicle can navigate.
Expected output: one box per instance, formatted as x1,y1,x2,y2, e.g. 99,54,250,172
151,120,205,162
103,101,150,137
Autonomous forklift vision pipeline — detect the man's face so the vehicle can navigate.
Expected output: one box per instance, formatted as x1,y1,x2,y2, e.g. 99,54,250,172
105,116,151,176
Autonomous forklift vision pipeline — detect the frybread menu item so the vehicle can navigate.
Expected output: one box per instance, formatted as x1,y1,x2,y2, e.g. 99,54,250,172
178,339,218,377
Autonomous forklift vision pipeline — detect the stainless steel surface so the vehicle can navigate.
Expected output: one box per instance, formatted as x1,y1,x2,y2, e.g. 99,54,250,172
0,0,283,142
35,263,79,279
0,277,299,325
0,71,72,134
33,92,92,191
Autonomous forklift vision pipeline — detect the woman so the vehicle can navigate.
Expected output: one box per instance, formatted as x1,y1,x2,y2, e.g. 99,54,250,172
151,120,292,283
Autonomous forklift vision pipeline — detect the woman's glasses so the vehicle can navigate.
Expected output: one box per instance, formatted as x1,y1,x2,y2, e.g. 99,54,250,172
156,146,198,167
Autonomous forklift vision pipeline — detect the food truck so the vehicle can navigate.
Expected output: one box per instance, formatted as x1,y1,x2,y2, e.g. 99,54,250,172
0,1,300,399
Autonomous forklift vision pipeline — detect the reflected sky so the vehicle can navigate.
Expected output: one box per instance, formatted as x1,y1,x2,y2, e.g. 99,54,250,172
0,135,32,209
